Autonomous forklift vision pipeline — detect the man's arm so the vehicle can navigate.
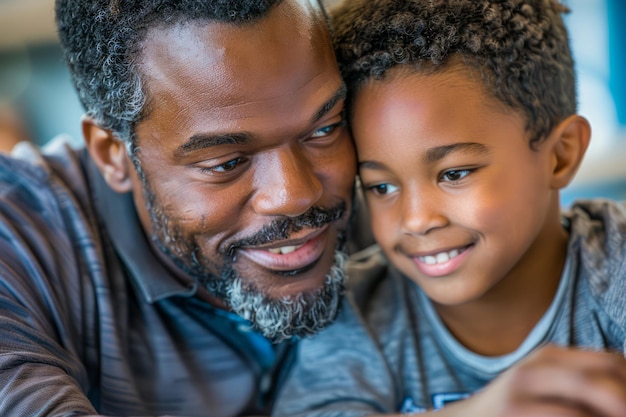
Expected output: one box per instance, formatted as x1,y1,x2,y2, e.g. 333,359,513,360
0,245,98,416
0,156,105,416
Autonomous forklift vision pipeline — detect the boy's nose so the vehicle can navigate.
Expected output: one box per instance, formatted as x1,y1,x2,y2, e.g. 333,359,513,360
401,190,448,236
252,146,323,217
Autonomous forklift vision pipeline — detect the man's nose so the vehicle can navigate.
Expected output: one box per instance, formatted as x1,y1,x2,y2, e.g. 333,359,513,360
252,146,323,217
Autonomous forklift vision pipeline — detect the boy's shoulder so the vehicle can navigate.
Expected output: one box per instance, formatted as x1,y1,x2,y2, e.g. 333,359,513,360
345,244,415,333
567,199,626,319
346,244,391,309
567,199,626,273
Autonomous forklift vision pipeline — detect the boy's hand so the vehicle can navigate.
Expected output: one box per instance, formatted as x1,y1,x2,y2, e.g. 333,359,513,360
449,344,626,417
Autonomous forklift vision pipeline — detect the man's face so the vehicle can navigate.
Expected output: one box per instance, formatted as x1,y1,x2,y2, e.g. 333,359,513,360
353,68,565,310
129,1,356,340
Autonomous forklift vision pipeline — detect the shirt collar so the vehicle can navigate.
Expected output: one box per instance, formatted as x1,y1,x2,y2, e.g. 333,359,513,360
87,154,197,303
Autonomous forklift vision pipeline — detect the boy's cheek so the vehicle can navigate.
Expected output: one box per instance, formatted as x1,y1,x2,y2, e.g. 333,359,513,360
369,207,400,248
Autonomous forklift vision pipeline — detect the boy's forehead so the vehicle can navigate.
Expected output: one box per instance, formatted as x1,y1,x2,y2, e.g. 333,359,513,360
352,68,528,154
359,64,518,121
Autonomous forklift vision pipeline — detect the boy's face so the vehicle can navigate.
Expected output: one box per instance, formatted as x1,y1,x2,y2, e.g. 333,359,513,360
352,68,567,308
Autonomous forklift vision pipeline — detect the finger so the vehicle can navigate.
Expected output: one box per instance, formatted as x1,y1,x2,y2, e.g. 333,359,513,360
502,346,626,417
527,345,626,390
448,387,599,417
503,400,607,417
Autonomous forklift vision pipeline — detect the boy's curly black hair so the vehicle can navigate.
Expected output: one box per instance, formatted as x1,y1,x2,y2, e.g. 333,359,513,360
331,0,576,148
55,0,285,144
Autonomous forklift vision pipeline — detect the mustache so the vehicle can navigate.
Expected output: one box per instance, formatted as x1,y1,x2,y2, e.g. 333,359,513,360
226,201,346,256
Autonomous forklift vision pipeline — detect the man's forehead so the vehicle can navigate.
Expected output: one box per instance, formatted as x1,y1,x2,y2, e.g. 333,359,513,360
132,0,341,148
137,0,334,105
139,1,329,73
140,0,326,48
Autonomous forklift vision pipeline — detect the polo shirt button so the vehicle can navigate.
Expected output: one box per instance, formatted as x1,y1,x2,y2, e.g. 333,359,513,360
237,323,253,332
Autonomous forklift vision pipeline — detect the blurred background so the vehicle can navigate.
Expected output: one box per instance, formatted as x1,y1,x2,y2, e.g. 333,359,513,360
0,0,624,205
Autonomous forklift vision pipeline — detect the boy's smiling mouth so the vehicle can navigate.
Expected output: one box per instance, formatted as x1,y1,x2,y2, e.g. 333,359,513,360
418,245,472,265
410,244,475,276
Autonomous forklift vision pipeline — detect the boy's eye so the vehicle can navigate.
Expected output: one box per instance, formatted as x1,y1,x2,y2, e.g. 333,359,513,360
367,183,399,196
441,169,472,182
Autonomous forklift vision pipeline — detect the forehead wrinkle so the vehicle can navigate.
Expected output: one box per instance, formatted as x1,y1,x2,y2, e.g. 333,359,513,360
424,142,490,164
207,73,343,114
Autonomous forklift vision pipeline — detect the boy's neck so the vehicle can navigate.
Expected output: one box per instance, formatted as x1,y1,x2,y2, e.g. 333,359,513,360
433,205,570,357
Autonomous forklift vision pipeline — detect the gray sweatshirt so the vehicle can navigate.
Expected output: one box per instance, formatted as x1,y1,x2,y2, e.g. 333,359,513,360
274,200,626,416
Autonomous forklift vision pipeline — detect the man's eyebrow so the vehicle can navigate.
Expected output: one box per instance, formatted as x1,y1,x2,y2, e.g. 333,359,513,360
424,142,490,163
312,83,347,123
174,132,253,157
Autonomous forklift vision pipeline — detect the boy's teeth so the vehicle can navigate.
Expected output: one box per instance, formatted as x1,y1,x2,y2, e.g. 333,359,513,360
267,244,302,255
421,249,460,265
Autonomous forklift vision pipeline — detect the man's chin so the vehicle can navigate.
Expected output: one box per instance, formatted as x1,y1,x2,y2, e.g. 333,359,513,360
209,250,348,342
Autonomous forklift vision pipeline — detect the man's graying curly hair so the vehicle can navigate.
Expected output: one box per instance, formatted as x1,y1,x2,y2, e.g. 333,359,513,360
55,0,284,146
331,0,576,148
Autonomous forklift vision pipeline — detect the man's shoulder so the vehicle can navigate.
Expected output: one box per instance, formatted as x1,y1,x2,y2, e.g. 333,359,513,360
0,138,90,219
0,145,48,188
1,137,87,191
0,138,98,256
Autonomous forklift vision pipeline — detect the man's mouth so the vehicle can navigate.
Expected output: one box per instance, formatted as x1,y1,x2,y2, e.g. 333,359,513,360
267,243,305,255
225,202,346,275
237,226,330,272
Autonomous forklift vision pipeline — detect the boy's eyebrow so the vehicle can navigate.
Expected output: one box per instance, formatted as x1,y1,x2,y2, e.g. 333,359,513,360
424,142,490,163
359,142,490,171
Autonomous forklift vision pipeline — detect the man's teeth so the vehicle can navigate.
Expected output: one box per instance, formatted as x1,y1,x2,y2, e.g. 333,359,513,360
420,249,460,265
267,244,303,255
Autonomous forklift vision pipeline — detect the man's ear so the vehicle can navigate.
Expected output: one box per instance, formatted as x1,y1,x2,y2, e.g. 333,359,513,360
548,114,591,190
82,116,133,193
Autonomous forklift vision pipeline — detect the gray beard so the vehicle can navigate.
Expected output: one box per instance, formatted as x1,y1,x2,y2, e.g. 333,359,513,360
203,250,347,343
134,159,348,343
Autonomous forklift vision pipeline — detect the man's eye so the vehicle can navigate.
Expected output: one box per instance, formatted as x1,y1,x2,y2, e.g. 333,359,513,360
441,169,473,182
366,183,399,196
201,158,245,174
311,120,346,138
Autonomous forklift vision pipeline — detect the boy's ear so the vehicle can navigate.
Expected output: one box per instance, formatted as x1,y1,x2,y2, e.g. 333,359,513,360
548,114,591,190
82,116,133,193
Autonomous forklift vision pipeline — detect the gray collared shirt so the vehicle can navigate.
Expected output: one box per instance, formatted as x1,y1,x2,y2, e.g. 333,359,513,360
0,138,291,416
